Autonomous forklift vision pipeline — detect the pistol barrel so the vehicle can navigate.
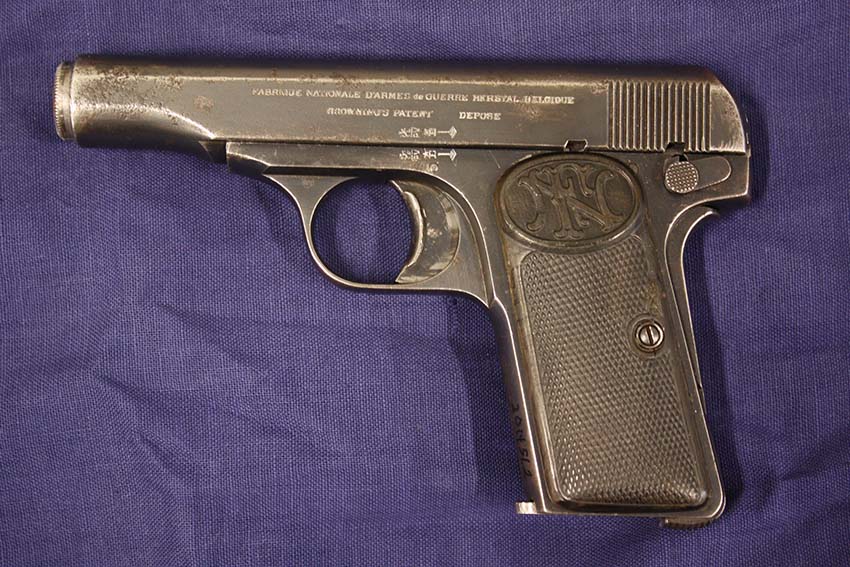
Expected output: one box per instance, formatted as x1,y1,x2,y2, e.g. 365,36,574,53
53,56,747,159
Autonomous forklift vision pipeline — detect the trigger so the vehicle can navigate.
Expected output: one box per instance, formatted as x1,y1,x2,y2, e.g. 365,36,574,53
393,180,460,284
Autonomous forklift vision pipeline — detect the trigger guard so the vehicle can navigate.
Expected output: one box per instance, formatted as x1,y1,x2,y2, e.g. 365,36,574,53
393,180,460,284
263,170,484,302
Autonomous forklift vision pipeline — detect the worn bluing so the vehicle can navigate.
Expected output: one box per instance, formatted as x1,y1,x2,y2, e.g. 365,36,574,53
54,56,750,526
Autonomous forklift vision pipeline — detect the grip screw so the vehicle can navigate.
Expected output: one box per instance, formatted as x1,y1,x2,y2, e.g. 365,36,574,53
634,319,664,352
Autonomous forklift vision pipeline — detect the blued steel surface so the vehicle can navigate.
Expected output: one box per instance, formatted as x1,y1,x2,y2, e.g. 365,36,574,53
54,57,750,526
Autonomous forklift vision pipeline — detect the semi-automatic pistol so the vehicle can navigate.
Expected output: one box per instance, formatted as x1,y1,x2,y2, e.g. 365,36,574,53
53,57,750,527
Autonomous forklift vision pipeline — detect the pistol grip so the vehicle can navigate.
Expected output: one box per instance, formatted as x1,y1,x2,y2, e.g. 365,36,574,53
498,153,725,523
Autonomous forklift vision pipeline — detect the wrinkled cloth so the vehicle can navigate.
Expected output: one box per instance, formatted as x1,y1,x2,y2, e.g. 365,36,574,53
1,1,848,565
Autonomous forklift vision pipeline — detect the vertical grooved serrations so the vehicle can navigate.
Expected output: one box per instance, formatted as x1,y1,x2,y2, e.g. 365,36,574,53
678,84,684,147
644,83,649,150
689,83,696,150
608,80,710,152
630,83,636,151
659,83,666,150
691,83,697,150
608,81,615,148
639,83,644,150
673,84,678,146
616,81,623,150
700,83,710,150
661,83,676,148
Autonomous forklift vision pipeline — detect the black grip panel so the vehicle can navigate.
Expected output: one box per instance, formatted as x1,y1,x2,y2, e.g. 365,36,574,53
497,152,716,514
519,235,704,507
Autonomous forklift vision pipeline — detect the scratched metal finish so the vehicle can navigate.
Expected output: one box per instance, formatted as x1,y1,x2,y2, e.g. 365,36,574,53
520,237,704,507
53,57,747,156
53,56,751,526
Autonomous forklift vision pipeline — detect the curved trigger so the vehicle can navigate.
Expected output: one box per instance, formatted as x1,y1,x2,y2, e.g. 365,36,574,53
393,180,460,285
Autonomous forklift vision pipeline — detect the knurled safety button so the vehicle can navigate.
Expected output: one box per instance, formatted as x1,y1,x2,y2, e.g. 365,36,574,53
664,156,732,194
665,161,700,193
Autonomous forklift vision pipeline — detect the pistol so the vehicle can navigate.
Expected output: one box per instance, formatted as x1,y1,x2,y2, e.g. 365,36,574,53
53,56,749,527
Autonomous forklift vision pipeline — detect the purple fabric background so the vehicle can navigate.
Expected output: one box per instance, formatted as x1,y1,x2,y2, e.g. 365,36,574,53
2,1,849,565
